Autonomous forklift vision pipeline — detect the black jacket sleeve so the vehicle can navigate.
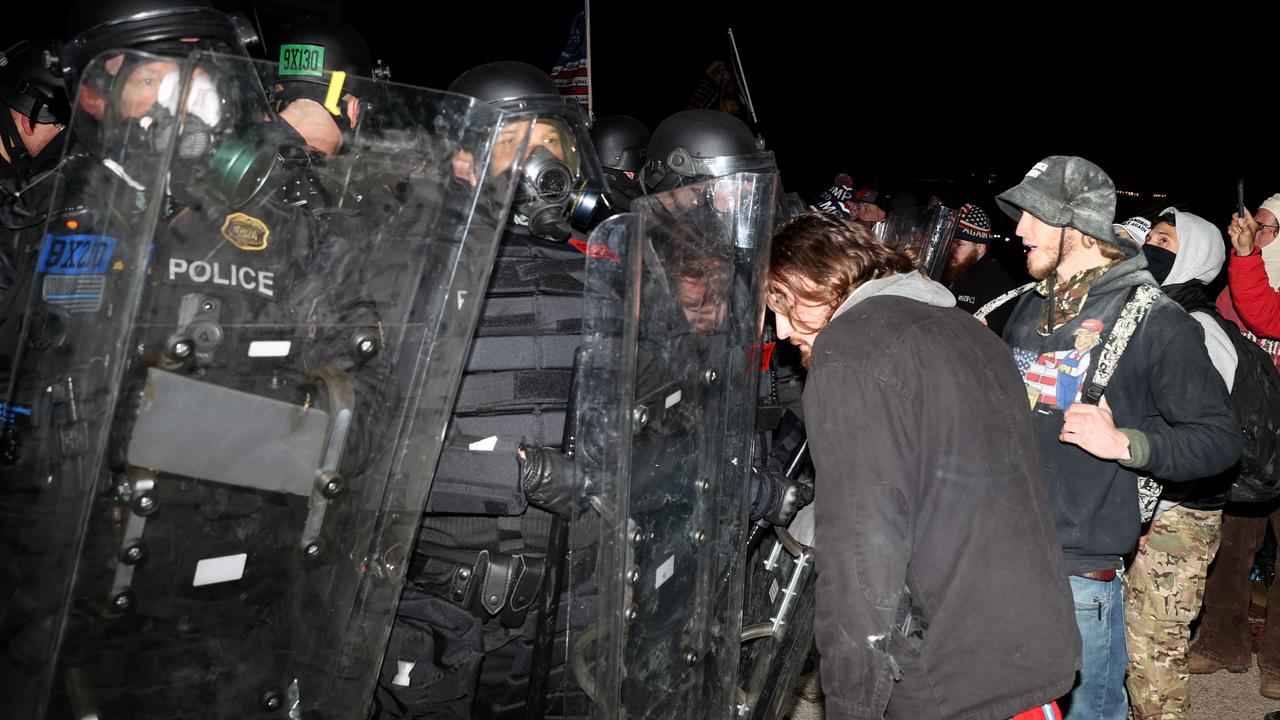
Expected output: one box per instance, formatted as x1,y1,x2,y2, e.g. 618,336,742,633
1123,304,1242,482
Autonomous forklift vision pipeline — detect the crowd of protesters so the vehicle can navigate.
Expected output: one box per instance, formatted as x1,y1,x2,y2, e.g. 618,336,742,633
789,157,1280,719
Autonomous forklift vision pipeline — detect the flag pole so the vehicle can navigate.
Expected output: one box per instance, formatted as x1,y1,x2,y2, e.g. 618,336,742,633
727,28,758,125
585,0,594,120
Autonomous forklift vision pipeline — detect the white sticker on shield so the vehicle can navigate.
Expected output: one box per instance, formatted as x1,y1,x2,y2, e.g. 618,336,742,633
655,554,676,590
193,553,248,587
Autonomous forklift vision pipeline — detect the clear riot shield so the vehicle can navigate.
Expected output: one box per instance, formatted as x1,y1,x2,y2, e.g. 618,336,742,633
777,191,807,222
0,49,520,719
736,521,816,720
872,204,960,280
567,172,778,719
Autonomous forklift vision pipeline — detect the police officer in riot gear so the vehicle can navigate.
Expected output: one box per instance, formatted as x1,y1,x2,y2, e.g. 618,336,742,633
0,3,269,715
3,0,385,714
5,1,522,716
590,114,647,211
596,108,813,720
0,37,70,323
49,0,265,207
0,35,70,480
0,36,69,332
448,62,609,244
0,39,71,713
265,17,376,214
558,107,793,718
643,108,809,528
375,60,608,719
0,0,254,511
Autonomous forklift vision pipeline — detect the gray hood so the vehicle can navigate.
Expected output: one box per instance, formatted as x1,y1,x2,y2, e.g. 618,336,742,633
831,269,957,320
1160,207,1225,286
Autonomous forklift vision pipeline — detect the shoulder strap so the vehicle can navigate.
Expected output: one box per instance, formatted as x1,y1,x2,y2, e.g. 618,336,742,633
1082,284,1162,405
973,282,1035,321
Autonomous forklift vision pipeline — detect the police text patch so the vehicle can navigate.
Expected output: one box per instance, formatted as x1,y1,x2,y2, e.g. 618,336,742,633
169,258,275,298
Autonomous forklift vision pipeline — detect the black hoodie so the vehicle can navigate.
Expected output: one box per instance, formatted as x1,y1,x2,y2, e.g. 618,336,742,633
1003,253,1241,574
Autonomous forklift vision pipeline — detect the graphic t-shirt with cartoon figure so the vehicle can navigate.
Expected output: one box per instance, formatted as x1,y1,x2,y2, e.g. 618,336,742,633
1013,318,1104,411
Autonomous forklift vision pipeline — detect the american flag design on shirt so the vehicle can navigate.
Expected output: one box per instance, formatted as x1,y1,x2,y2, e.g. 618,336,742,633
1013,346,1094,411
1012,319,1104,411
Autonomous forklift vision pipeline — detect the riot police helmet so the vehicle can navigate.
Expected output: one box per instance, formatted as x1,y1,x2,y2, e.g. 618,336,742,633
269,17,372,129
0,39,70,190
0,40,71,126
590,115,648,176
58,0,259,96
642,109,774,194
448,61,560,113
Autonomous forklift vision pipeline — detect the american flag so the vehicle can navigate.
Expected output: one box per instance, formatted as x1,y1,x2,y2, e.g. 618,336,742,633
1026,355,1066,390
43,274,104,313
957,203,993,240
1013,346,1038,375
1014,346,1062,406
550,10,590,113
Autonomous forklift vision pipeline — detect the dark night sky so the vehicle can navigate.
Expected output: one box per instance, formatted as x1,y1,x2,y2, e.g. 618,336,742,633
9,3,1277,234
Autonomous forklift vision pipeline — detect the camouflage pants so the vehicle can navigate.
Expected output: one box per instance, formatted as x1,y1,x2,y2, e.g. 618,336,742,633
1123,505,1222,720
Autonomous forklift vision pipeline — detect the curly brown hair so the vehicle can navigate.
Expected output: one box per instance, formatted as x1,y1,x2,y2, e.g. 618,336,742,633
769,212,917,315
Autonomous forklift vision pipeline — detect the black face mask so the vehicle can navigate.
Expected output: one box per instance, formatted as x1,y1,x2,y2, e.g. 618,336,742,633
1142,244,1176,284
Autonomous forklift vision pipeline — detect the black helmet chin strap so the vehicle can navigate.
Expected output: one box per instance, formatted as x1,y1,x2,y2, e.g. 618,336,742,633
638,162,659,196
0,110,33,181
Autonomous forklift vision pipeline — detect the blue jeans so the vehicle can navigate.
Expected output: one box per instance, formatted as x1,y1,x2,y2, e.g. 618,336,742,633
1061,574,1128,720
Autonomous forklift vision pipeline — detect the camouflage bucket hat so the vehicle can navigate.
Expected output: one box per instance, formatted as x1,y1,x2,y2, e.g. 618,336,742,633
995,156,1133,257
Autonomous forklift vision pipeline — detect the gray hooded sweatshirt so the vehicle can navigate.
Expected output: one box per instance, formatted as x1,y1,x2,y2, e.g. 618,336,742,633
1159,207,1237,389
830,268,957,319
1153,208,1238,515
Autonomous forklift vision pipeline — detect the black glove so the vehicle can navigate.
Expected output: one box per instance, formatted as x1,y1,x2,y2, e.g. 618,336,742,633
749,463,814,526
518,441,579,520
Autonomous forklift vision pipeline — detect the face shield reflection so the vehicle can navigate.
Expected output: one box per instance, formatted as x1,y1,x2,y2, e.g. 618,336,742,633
677,267,730,334
655,183,708,214
665,228,733,334
654,175,757,217
709,175,755,215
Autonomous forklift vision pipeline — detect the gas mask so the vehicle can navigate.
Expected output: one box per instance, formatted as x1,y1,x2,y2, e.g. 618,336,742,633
513,145,610,241
119,65,274,209
120,67,221,161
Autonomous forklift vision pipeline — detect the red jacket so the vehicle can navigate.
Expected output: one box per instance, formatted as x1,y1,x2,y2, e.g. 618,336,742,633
1227,252,1280,347
1217,283,1280,372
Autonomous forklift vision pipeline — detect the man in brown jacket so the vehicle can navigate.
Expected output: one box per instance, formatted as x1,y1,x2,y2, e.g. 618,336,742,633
768,213,1080,719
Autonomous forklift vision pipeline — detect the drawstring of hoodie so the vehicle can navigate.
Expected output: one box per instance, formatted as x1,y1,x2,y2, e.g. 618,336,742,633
1045,226,1066,334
